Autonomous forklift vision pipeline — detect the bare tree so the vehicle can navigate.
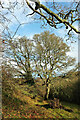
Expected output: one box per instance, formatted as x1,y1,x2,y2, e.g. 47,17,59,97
33,31,75,99
6,37,34,84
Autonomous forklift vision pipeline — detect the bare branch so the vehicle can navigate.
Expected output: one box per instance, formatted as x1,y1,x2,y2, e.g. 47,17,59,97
25,0,80,34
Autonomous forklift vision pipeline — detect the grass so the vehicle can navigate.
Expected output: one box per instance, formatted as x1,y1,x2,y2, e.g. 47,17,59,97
2,79,80,119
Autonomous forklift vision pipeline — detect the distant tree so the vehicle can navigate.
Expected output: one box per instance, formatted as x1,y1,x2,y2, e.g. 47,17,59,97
33,31,75,100
6,37,34,84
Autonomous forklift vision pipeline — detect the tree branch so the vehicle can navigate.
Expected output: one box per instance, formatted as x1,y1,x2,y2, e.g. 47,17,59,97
25,0,80,34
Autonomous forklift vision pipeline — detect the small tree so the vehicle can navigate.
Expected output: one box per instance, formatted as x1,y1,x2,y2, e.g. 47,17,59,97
33,31,75,100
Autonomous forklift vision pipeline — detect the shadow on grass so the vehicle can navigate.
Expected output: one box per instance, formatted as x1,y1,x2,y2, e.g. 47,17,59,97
40,104,50,109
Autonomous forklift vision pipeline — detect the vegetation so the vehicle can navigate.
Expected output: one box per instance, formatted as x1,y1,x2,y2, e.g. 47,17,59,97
50,71,80,104
2,61,80,119
5,31,75,100
6,37,34,84
1,1,79,119
2,71,80,119
1,30,79,119
33,31,75,99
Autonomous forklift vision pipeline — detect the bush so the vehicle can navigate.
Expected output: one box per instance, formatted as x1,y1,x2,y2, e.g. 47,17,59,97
49,72,80,104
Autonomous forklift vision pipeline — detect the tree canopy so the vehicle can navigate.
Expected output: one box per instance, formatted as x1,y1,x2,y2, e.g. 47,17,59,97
6,37,34,84
5,30,76,99
33,31,75,99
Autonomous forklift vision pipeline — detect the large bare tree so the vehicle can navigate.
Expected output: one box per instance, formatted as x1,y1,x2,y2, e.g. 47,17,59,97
6,37,34,84
33,31,75,99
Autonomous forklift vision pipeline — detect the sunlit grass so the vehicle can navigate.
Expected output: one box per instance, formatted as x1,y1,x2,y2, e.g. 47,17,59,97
2,77,80,119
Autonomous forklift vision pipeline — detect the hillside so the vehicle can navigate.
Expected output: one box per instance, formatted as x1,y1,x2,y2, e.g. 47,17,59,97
50,71,80,104
2,72,80,119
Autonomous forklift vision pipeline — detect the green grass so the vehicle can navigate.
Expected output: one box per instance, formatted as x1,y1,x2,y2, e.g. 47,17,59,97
2,80,80,119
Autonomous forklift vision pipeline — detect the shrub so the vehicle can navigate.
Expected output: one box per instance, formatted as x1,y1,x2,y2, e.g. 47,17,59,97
49,72,80,104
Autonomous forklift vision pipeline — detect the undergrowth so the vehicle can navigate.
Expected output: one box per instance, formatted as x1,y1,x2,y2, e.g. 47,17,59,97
2,77,80,119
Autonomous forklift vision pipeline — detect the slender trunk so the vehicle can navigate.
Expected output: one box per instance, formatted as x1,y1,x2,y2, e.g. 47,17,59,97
44,80,51,100
27,52,30,70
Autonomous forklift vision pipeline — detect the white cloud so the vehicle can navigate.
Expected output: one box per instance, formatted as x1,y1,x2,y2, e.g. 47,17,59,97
67,42,78,62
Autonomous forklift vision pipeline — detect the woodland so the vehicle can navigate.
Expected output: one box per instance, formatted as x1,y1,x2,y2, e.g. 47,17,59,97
0,0,80,119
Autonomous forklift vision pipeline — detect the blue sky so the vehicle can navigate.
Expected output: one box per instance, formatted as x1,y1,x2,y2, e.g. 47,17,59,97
1,0,78,63
10,20,78,64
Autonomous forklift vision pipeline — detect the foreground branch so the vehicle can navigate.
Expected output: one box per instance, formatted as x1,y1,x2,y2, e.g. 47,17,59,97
25,0,80,34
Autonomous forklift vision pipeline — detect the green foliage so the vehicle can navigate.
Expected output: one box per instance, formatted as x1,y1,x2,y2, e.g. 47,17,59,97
50,71,80,104
2,72,80,119
2,81,80,119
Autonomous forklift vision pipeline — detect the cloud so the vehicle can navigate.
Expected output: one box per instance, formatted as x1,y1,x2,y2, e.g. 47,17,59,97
67,42,78,62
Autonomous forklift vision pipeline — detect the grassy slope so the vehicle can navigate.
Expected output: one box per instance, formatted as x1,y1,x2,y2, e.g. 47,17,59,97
2,79,80,119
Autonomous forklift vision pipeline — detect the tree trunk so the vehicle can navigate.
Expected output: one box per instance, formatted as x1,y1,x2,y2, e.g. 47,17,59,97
44,82,51,100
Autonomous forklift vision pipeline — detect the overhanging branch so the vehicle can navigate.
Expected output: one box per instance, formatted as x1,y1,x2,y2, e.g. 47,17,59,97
25,0,80,34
